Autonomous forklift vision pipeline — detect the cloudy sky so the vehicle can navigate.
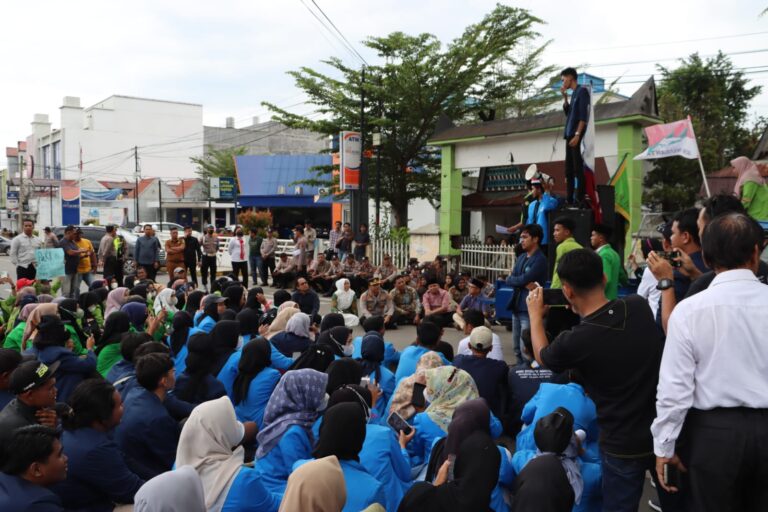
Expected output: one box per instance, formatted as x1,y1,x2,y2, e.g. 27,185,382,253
1,0,766,167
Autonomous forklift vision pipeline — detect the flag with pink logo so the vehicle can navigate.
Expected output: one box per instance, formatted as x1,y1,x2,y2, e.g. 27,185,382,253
634,116,700,160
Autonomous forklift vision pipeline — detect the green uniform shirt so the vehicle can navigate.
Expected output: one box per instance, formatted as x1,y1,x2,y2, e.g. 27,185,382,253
551,237,583,289
742,181,768,222
597,244,621,300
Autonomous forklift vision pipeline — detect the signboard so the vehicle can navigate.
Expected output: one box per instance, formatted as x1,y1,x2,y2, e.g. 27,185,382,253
219,177,236,200
98,207,125,226
35,248,65,280
339,131,361,190
62,197,80,225
209,178,221,199
6,191,18,210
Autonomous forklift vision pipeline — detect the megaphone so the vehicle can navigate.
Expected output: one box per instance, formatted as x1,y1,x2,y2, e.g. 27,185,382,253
524,164,538,181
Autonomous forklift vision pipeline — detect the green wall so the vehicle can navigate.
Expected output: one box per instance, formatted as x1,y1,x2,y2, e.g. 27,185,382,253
438,144,461,255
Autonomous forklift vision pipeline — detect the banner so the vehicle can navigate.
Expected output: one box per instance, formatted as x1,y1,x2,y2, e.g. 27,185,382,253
219,177,236,199
35,248,65,280
98,208,125,226
634,117,700,160
610,153,631,222
339,131,361,190
210,178,221,199
581,84,601,223
6,191,18,210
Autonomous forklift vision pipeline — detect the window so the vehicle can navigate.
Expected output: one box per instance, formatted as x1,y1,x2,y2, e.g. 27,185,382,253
52,141,61,180
42,145,51,179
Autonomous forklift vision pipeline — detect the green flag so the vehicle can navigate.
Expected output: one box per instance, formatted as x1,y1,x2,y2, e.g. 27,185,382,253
610,153,630,222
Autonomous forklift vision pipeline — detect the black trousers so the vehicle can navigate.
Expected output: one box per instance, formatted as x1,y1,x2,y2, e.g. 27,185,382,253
273,271,295,289
184,259,198,286
261,256,275,286
16,264,36,280
103,256,123,287
201,255,217,286
565,143,585,204
677,407,768,512
231,261,248,285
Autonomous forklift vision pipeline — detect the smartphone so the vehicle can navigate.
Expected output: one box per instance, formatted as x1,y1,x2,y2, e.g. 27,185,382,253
411,382,426,408
658,250,682,268
360,376,371,387
542,288,569,306
387,411,413,435
663,463,680,488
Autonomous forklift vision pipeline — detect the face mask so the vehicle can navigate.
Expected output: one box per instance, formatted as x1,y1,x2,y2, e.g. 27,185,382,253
149,292,156,300
169,296,178,306
236,335,245,350
342,344,354,357
318,393,330,412
110,282,118,289
75,309,84,319
87,305,97,313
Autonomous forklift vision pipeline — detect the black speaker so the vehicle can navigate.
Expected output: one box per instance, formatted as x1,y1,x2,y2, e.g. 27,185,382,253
546,208,594,279
597,185,615,225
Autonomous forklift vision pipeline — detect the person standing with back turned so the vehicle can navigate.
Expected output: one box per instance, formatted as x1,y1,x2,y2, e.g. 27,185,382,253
560,66,589,206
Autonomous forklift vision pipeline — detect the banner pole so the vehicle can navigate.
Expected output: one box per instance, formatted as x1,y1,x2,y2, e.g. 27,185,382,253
697,155,711,198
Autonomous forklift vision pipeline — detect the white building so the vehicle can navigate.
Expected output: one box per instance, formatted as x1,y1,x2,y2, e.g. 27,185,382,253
26,95,203,181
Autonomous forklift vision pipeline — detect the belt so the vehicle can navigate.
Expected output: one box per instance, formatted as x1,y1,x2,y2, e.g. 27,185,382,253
205,253,217,257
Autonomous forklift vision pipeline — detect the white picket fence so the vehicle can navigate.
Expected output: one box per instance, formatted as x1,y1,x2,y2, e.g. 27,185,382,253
370,238,410,268
216,237,296,272
459,243,516,282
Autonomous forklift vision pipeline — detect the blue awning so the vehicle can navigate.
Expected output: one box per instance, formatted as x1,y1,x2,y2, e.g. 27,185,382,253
239,195,330,208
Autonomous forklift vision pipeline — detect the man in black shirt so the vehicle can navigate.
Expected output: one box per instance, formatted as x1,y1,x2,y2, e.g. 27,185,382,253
527,249,674,512
182,226,202,287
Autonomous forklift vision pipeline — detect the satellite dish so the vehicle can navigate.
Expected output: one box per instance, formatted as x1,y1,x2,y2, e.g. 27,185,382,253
524,164,539,181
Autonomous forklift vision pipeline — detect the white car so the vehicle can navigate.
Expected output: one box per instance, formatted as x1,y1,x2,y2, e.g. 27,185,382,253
133,222,201,238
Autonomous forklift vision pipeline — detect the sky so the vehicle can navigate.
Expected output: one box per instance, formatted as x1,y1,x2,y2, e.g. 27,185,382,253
1,0,766,168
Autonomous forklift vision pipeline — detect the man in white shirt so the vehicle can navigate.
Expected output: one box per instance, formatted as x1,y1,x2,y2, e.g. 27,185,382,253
227,227,248,284
10,220,42,280
455,309,504,362
652,213,768,511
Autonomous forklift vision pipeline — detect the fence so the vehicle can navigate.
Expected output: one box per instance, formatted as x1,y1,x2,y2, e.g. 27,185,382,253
369,238,410,268
216,237,296,273
459,242,516,282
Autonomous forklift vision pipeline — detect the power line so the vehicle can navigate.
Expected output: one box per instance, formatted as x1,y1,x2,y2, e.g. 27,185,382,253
552,30,768,54
308,0,368,66
584,48,768,69
297,0,363,66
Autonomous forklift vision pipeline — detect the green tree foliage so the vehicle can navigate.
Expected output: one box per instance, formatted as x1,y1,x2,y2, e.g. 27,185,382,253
644,52,761,211
190,146,247,192
263,4,546,227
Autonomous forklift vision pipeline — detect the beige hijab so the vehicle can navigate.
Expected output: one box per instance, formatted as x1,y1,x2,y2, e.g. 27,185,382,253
732,156,765,195
265,306,300,340
279,455,346,512
175,396,245,512
389,351,445,421
22,303,60,348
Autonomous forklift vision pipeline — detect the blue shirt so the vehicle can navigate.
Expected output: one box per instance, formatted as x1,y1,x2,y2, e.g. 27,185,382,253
564,85,590,139
458,293,489,315
29,346,97,404
394,346,450,385
526,195,559,246
52,427,144,511
217,342,293,394
506,250,548,312
453,355,508,414
367,366,395,425
227,368,281,428
222,466,280,512
115,374,195,422
173,372,227,405
254,425,313,495
106,359,134,384
352,336,401,367
115,387,180,480
294,458,386,512
358,423,412,511
134,235,160,266
0,473,63,512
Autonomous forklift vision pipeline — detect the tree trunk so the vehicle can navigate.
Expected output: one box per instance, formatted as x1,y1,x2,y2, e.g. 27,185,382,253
391,197,409,228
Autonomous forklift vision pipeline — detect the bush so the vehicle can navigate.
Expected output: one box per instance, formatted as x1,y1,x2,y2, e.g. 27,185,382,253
238,210,272,236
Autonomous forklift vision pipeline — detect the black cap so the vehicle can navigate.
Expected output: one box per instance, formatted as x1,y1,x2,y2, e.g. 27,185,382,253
9,360,60,394
533,407,574,454
469,277,484,288
202,295,227,308
0,348,22,374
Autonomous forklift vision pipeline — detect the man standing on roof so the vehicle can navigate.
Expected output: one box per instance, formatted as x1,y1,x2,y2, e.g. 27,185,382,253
561,66,590,206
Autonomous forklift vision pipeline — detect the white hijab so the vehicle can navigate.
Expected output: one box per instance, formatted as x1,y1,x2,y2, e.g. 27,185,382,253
154,288,178,316
286,312,312,339
175,397,246,512
334,278,355,311
134,465,205,512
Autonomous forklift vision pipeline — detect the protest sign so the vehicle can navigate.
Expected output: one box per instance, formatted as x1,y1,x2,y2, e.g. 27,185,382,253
35,248,65,280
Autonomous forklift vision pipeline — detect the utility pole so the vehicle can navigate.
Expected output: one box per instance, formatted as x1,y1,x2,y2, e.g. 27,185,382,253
357,67,368,231
158,178,163,226
374,75,383,229
134,146,140,225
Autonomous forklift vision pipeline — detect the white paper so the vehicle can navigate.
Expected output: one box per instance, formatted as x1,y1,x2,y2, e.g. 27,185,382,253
495,224,508,234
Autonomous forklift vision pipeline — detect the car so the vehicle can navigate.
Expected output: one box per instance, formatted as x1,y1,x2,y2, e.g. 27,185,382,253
133,222,202,239
0,236,11,255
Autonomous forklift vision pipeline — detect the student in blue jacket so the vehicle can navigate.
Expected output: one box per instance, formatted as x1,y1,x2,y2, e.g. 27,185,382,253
52,379,144,510
105,332,151,384
295,402,386,512
228,338,281,428
176,295,226,373
394,321,451,384
356,328,395,424
115,353,181,480
173,333,227,406
176,396,279,512
26,315,97,404
327,385,413,511
254,368,329,495
351,315,401,367
0,425,67,512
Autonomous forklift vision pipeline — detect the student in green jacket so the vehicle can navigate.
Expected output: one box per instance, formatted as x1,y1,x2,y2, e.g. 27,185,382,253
550,217,583,289
590,223,622,300
3,303,38,352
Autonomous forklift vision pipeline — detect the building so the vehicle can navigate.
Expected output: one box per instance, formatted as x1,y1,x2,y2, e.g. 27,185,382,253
204,117,329,155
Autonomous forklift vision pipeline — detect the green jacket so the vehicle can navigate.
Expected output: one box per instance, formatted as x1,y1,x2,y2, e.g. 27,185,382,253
3,321,26,352
597,244,621,300
550,237,583,289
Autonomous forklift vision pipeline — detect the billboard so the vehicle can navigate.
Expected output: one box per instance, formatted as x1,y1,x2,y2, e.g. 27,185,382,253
339,131,361,190
219,177,236,200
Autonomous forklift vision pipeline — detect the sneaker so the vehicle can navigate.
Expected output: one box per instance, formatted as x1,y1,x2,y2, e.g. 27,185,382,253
648,498,662,511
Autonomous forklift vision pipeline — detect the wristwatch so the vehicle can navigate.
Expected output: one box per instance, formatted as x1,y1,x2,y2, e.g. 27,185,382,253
574,131,581,137
656,278,674,291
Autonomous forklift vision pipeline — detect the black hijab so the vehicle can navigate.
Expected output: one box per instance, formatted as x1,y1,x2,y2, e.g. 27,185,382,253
325,358,364,395
312,402,366,462
319,313,345,332
357,331,384,384
244,287,264,312
129,284,148,299
208,320,240,376
186,290,205,314
223,286,245,313
169,310,193,356
511,455,575,512
97,311,131,354
220,309,237,321
328,384,372,420
177,332,216,404
58,298,88,345
236,308,261,337
316,326,351,358
232,338,272,405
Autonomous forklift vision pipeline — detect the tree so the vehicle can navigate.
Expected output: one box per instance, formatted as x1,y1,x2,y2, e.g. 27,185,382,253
644,52,761,211
190,146,247,192
263,4,545,227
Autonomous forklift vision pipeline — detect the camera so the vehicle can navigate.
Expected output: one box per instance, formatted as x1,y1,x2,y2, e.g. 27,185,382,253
657,250,682,268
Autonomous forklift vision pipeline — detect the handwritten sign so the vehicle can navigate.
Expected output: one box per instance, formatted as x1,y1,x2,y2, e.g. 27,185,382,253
35,248,65,280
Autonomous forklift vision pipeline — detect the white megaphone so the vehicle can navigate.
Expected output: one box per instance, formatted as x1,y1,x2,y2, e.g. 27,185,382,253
524,164,539,181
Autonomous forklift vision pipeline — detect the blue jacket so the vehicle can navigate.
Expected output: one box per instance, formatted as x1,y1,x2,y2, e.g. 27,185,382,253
134,235,160,266
51,427,144,511
352,336,401,367
358,423,412,511
394,346,451,385
366,366,395,425
175,316,218,374
506,250,548,312
294,458,386,512
29,346,97,404
408,411,503,468
115,387,180,480
106,359,134,384
114,372,195,421
0,390,13,410
269,332,311,358
564,85,590,139
217,342,292,392
222,466,280,512
526,194,559,246
0,473,63,512
226,368,281,428
254,424,313,495
173,372,227,405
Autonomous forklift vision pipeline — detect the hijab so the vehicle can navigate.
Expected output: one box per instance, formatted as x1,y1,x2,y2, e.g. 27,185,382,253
133,466,205,512
236,308,261,337
92,287,109,306
512,455,575,512
319,313,345,332
175,397,246,512
285,312,312,339
398,431,500,512
130,284,149,299
15,286,37,306
264,307,299,340
186,290,205,314
199,297,220,324
424,366,479,432
154,288,178,316
532,407,583,504
78,291,101,312
255,368,328,459
220,309,237,321
232,338,272,405
22,303,59,347
389,351,444,421
169,311,193,356
358,331,384,384
732,155,764,195
97,311,131,353
316,326,351,358
19,303,38,322
105,287,129,318
426,399,490,482
18,294,38,309
244,288,264,312
121,302,148,331
223,286,245,313
313,402,366,462
208,320,241,376
278,300,298,312
178,333,217,403
37,294,54,304
279,455,346,512
325,358,364,395
334,278,355,311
